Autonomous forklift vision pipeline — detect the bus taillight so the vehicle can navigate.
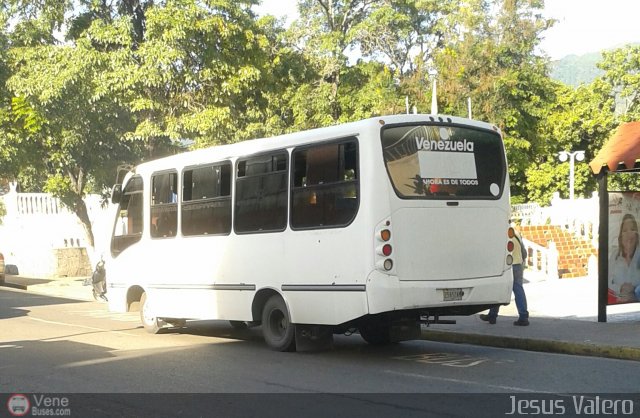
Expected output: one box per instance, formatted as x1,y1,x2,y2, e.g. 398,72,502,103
376,243,393,257
506,227,515,265
375,221,394,272
376,259,393,271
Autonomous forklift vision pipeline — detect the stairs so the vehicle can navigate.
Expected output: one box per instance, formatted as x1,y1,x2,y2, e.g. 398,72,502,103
520,225,597,278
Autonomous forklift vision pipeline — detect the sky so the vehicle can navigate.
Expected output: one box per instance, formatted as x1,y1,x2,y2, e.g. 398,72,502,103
542,0,640,59
254,0,640,60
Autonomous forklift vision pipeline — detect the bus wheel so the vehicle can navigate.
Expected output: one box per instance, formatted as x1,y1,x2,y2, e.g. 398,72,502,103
140,293,163,334
261,295,296,352
359,323,391,345
229,320,248,330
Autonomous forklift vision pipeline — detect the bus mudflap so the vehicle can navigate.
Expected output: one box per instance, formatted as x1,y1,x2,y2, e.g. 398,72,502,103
295,325,333,352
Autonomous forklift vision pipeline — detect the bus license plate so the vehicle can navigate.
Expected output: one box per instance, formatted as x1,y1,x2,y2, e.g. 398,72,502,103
443,288,464,301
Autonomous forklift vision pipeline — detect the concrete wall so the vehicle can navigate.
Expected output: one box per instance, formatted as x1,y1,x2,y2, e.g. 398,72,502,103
0,182,113,278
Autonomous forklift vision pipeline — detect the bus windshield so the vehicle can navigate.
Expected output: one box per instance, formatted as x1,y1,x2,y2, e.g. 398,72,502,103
381,124,506,199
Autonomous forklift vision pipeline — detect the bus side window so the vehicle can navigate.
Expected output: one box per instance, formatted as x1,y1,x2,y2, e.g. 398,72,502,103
182,162,232,236
111,176,144,255
235,152,288,234
151,171,178,238
291,138,359,229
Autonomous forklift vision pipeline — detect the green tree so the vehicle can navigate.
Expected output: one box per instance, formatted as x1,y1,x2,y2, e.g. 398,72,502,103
527,45,640,204
289,0,378,122
355,0,455,77
7,41,139,247
2,0,290,249
527,80,616,204
599,45,640,119
434,0,554,202
590,45,640,192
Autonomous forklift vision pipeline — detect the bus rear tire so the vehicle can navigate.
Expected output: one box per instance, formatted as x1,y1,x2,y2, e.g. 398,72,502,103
140,292,163,334
262,295,296,352
359,323,392,345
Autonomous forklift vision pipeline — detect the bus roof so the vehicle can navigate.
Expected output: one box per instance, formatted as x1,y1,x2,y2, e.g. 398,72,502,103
131,114,500,175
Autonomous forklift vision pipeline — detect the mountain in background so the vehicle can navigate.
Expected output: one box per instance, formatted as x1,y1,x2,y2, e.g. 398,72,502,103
549,51,604,87
550,43,640,86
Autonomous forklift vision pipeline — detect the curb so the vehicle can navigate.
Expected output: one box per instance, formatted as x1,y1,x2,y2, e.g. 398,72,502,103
421,330,640,362
1,277,93,301
0,281,27,290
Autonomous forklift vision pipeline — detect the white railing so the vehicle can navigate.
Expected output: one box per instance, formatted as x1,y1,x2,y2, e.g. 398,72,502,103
522,239,559,280
513,192,599,247
16,193,64,215
548,192,599,248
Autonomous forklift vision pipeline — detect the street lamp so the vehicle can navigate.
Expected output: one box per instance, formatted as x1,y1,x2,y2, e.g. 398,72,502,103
558,150,585,200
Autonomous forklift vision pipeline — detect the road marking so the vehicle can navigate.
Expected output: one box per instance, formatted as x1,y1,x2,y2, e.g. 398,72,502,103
384,370,552,393
27,316,140,337
0,344,23,349
394,353,489,368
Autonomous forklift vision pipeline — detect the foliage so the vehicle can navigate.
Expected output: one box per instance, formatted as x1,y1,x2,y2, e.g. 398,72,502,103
288,0,380,122
2,0,640,250
597,45,640,192
527,79,615,204
599,45,640,120
434,0,554,199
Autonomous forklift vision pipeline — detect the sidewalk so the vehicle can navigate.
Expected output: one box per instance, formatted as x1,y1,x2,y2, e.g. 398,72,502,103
2,272,639,360
2,275,95,301
423,273,640,361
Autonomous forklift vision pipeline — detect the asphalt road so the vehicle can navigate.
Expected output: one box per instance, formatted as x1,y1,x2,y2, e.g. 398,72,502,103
2,288,639,417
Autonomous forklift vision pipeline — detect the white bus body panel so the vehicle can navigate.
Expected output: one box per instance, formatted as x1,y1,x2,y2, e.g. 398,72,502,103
392,205,509,281
108,231,372,325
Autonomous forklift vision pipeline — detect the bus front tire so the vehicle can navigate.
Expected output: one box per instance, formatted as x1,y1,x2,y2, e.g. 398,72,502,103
140,292,164,334
261,295,296,352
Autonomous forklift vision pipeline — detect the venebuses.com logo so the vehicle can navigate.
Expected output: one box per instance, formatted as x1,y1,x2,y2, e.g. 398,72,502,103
7,394,30,417
6,394,71,417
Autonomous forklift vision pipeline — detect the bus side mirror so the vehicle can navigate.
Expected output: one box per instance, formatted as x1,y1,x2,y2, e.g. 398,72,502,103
111,184,122,204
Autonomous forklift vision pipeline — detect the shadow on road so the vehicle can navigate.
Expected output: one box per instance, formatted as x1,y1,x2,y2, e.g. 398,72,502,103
157,320,266,344
0,287,87,319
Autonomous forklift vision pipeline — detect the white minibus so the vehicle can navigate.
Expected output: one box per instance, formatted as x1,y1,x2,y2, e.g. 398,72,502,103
107,114,514,351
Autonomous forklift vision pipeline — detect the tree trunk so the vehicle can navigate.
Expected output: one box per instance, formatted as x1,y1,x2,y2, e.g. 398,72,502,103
73,196,95,250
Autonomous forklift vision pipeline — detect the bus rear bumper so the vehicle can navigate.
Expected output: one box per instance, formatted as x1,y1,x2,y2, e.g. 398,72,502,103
366,268,513,316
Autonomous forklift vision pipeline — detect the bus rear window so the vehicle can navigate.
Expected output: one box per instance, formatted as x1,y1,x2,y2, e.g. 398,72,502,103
381,124,506,199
